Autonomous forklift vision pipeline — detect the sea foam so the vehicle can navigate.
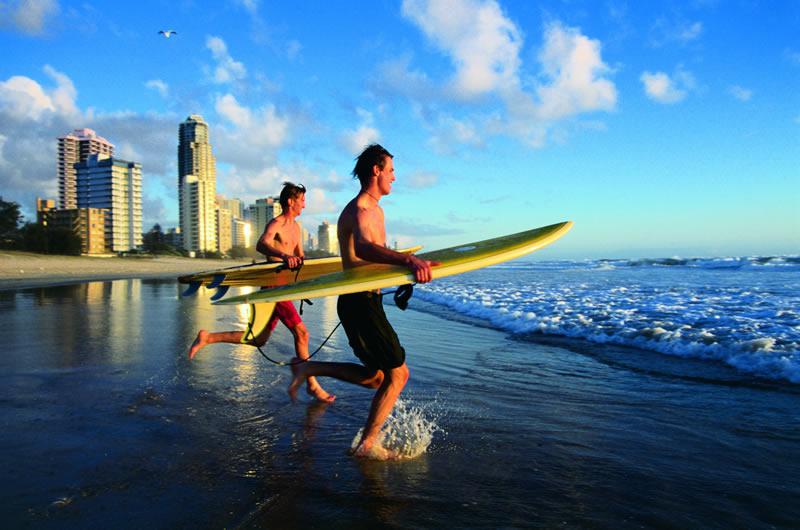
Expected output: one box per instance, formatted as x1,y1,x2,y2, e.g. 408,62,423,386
413,259,800,384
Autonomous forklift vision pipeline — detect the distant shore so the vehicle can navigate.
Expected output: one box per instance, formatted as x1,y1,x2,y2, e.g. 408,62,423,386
0,251,252,291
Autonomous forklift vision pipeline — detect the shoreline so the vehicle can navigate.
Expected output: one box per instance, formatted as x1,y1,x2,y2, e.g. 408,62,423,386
0,250,252,291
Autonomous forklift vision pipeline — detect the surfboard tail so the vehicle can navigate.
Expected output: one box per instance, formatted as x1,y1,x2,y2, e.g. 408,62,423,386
240,302,277,344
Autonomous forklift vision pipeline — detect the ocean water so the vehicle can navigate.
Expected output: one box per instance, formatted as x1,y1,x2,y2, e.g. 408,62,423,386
1,259,799,528
417,256,800,384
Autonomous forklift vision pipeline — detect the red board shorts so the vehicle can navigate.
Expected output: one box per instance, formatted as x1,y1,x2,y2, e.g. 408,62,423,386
267,300,303,333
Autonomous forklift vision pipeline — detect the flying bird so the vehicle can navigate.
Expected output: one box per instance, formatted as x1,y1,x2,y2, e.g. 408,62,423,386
158,30,177,38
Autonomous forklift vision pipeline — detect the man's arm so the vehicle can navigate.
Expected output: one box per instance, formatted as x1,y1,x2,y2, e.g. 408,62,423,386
353,209,438,283
256,220,303,268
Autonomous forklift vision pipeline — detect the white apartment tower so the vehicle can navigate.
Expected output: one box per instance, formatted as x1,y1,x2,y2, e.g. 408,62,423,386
248,197,281,247
317,220,339,255
58,128,114,209
75,154,143,252
178,115,217,253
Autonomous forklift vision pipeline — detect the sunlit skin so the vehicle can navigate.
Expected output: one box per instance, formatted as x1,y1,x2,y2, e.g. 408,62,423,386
288,155,440,459
189,192,335,403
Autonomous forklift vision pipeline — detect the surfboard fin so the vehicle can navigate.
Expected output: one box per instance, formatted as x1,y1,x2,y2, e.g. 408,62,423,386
210,285,230,301
241,302,277,344
181,281,201,297
207,274,226,289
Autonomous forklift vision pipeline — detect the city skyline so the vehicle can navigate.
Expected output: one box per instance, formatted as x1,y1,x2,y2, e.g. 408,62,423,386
0,1,798,258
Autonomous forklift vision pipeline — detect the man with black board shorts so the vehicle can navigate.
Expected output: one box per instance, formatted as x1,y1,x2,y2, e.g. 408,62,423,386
288,144,438,459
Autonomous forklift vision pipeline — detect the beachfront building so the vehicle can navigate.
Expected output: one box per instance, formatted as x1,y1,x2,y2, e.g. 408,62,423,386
75,154,143,252
317,220,338,255
164,227,182,248
178,115,217,254
58,128,114,209
217,196,244,220
47,207,108,255
232,219,251,248
216,205,233,254
36,198,55,226
248,197,281,247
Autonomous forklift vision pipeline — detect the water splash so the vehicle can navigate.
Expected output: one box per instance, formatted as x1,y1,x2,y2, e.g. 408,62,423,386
350,399,443,460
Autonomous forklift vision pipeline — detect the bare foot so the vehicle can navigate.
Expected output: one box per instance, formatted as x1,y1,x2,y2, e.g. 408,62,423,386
306,382,336,403
287,362,307,402
352,441,400,460
188,330,209,359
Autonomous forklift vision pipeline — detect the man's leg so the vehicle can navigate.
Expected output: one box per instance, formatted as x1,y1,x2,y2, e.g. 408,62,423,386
288,322,335,403
288,361,383,401
188,317,276,359
354,363,409,459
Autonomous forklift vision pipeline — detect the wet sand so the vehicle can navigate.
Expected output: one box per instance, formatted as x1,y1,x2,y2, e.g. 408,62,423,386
1,280,798,528
0,251,252,290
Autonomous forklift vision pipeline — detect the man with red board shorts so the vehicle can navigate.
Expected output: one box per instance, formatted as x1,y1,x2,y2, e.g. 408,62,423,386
188,182,335,403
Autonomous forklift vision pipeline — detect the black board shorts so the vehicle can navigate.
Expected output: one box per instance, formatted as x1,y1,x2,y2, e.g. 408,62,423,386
337,292,406,371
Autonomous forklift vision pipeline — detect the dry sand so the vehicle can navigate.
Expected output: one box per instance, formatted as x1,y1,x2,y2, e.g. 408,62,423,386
0,251,253,290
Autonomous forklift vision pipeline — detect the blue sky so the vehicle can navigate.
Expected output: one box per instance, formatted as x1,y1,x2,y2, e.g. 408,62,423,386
0,0,798,258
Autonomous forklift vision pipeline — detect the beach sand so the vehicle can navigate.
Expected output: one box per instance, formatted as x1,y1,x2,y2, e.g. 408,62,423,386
0,250,252,290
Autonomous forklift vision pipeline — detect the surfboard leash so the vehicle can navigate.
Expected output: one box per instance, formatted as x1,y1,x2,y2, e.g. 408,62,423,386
249,255,417,367
249,320,343,366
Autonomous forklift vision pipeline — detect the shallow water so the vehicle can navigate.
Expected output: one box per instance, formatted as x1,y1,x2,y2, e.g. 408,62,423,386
1,277,799,528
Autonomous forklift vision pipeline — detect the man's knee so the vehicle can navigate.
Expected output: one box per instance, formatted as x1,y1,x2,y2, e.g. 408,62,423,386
292,323,309,343
366,370,384,389
386,363,409,388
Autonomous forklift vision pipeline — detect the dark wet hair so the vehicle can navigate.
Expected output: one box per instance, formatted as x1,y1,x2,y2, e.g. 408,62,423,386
351,144,393,186
279,181,306,209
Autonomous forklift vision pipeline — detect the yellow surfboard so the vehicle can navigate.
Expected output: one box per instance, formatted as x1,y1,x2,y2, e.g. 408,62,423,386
178,246,422,300
216,222,573,306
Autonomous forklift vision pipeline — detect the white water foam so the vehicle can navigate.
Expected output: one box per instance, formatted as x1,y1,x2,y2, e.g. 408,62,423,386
414,263,800,384
350,399,443,460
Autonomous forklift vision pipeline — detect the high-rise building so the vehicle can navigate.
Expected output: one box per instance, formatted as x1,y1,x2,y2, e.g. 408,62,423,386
232,219,251,248
75,154,142,252
178,115,217,253
58,128,114,209
216,205,233,254
248,197,281,247
217,195,244,220
317,220,338,255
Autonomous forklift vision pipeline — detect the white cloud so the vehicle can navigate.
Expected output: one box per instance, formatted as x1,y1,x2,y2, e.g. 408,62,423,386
341,109,381,155
145,79,169,98
215,94,288,148
373,55,438,100
407,171,438,189
0,64,77,121
286,40,302,61
395,3,616,149
640,69,695,104
212,93,293,177
402,0,522,99
235,0,259,14
427,114,484,154
728,85,752,102
534,22,617,120
1,0,59,35
206,36,246,84
303,188,338,215
650,17,703,47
